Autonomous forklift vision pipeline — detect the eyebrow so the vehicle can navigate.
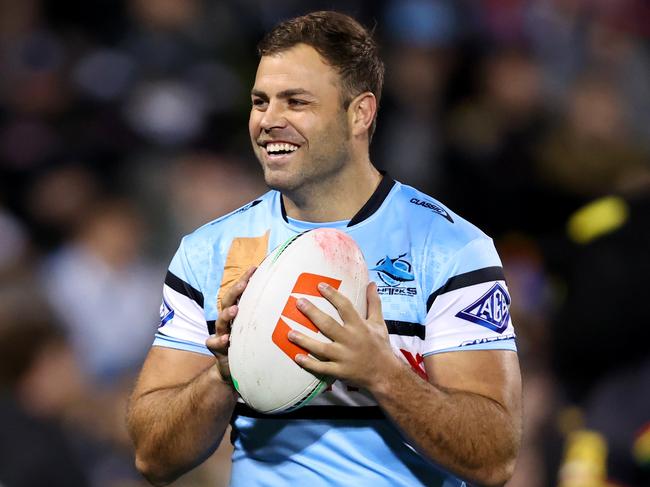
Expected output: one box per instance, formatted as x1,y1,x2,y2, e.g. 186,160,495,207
251,88,314,100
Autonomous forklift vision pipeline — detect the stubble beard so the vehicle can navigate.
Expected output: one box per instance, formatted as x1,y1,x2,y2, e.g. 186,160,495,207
261,114,351,202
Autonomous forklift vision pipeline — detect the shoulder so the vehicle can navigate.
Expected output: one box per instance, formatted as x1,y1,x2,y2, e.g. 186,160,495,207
391,181,492,252
180,190,276,250
169,190,276,284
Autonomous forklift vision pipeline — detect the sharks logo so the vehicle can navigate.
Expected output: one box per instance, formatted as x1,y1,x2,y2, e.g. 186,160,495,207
372,254,415,286
456,283,511,333
372,254,417,296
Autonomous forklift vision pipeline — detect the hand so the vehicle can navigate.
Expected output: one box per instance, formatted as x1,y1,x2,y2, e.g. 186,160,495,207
287,281,400,391
205,266,256,383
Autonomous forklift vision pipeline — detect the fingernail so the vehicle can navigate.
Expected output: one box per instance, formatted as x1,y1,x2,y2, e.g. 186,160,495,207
318,282,330,291
287,331,296,341
295,354,305,364
296,298,307,309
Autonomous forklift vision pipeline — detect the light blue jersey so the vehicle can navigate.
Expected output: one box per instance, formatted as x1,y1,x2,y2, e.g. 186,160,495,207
154,175,516,486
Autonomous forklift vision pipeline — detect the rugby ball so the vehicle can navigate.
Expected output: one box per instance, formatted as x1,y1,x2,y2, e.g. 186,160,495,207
228,228,368,414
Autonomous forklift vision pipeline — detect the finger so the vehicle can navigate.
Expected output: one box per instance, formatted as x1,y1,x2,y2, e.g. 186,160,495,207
366,281,384,321
221,266,257,309
296,298,344,341
242,265,257,282
287,330,333,361
206,333,230,354
215,304,238,336
294,353,335,377
317,282,358,323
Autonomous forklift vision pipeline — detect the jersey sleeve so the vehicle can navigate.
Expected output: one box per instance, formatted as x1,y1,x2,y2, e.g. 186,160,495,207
422,237,517,356
153,236,212,356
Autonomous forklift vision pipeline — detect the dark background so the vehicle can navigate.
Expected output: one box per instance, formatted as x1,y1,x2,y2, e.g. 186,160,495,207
1,1,649,486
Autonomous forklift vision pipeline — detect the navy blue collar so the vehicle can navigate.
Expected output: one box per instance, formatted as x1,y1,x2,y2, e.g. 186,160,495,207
280,171,395,227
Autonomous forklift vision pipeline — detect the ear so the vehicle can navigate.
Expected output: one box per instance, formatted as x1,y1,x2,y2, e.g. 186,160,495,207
348,92,377,138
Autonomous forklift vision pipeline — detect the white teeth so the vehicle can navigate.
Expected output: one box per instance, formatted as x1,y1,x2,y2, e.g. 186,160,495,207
266,142,299,154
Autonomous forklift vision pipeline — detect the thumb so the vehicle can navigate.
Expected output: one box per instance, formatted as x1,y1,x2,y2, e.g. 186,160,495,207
366,281,383,321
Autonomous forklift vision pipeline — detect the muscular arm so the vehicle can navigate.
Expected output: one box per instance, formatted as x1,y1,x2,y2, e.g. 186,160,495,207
127,267,254,486
370,350,522,487
289,282,522,487
126,347,237,486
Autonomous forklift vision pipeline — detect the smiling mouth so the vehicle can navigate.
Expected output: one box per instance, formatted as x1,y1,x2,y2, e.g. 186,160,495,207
261,141,300,157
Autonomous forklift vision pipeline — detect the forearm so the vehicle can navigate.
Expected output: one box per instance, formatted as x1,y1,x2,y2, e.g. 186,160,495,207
370,360,521,487
127,364,237,486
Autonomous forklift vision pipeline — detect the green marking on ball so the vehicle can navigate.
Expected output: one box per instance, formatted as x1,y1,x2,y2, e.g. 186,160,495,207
271,233,303,263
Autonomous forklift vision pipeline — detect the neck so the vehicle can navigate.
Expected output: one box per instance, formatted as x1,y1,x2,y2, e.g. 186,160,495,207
282,158,382,223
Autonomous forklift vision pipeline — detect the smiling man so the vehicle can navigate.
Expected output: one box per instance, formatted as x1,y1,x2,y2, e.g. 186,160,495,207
250,40,382,220
127,11,522,487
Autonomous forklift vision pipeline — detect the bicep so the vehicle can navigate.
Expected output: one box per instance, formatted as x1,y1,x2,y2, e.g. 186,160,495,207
132,346,216,399
424,350,522,415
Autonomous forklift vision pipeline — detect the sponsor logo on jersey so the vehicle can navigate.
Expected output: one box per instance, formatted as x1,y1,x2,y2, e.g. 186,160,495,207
159,297,174,327
455,283,510,333
409,198,453,223
372,254,417,296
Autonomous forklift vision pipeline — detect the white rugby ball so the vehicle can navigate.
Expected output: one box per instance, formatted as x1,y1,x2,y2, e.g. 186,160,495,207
228,228,368,414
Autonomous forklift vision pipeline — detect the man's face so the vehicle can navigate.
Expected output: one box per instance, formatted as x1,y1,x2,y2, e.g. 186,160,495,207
249,43,352,195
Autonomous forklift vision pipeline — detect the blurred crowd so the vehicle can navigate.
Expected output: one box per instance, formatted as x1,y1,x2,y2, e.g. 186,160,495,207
0,1,648,486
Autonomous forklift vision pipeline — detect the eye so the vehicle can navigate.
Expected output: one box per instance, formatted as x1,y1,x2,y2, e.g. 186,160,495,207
288,98,308,107
252,97,267,108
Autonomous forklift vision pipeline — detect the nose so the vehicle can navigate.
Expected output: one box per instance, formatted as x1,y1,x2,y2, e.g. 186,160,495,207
259,100,287,132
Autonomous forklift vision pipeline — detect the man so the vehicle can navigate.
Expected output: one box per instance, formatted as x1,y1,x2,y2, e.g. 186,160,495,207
127,11,522,487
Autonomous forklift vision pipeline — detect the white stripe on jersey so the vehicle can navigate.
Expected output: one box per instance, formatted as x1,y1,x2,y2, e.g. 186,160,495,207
158,284,209,347
424,280,516,354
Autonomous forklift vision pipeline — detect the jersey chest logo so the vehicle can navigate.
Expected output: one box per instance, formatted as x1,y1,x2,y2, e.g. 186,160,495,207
455,283,510,333
372,253,417,296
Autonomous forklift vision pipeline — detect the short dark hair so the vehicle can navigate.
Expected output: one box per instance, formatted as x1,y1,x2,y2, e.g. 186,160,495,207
258,11,385,140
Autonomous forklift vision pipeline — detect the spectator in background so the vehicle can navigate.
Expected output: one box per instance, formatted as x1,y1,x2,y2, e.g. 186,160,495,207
35,196,168,486
41,196,160,383
551,181,650,486
165,152,266,236
536,74,648,201
0,288,88,487
551,181,650,403
374,0,458,194
443,47,551,238
23,164,102,249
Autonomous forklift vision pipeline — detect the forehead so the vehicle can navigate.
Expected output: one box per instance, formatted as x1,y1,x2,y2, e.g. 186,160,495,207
253,43,341,96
